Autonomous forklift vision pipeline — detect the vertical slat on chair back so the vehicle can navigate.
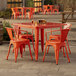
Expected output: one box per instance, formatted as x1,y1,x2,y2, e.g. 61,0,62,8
32,8,35,14
11,8,15,15
13,8,18,12
5,27,14,40
61,29,69,42
43,5,47,9
14,25,21,34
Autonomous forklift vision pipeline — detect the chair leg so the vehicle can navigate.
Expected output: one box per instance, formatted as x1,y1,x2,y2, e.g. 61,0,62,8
14,48,17,62
57,49,59,64
12,48,14,53
63,47,66,57
60,47,62,52
6,44,11,60
52,10,54,14
28,42,33,60
51,11,53,15
31,37,35,51
16,15,17,19
14,14,16,19
54,45,59,65
20,45,23,58
23,44,25,52
66,39,71,54
47,46,50,54
11,15,13,19
64,44,70,63
55,49,58,65
44,10,46,14
57,10,59,14
28,13,31,19
43,44,47,62
25,14,26,19
16,48,19,57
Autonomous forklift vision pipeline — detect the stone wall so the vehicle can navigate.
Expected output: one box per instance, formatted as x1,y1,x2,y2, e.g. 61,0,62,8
0,0,7,11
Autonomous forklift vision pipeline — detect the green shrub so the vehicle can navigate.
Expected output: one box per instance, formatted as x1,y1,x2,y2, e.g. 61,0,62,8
2,21,34,41
3,21,12,41
44,0,52,5
0,9,12,19
25,0,34,7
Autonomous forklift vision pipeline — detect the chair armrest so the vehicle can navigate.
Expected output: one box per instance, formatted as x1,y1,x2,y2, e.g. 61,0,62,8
45,30,61,41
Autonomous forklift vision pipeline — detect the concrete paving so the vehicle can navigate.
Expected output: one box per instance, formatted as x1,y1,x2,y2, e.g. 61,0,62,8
0,14,76,76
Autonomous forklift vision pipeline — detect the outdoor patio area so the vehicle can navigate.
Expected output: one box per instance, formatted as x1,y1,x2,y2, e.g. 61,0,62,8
0,14,76,76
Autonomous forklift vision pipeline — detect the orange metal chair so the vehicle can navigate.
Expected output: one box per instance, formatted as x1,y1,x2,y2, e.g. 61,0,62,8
11,7,22,19
52,5,59,14
43,29,70,64
49,5,54,14
43,5,50,14
13,25,35,51
38,7,43,13
6,27,33,62
24,8,35,19
47,23,72,54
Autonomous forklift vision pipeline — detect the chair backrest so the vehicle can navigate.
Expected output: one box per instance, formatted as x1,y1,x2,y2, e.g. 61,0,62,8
14,25,21,35
11,8,15,15
11,8,18,15
32,8,35,14
43,5,47,9
49,5,54,10
53,5,59,9
5,27,14,40
61,29,69,42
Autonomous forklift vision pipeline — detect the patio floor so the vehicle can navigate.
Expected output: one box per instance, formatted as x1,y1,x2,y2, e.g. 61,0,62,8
0,14,76,76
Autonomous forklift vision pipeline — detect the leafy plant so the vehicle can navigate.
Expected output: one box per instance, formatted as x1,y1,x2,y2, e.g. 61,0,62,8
44,0,52,5
3,21,12,41
25,0,34,7
0,9,12,19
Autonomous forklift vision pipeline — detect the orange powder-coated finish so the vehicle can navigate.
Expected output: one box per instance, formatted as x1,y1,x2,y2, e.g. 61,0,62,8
47,23,72,54
13,25,35,52
43,29,70,64
12,22,66,61
5,27,33,62
11,7,23,19
43,5,50,14
11,7,35,19
52,5,59,14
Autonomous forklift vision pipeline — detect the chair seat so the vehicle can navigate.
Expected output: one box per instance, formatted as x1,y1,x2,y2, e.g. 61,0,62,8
49,35,60,40
11,39,29,44
19,34,33,39
47,40,60,44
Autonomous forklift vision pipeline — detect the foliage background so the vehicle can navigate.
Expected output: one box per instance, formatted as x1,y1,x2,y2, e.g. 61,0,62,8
25,0,34,7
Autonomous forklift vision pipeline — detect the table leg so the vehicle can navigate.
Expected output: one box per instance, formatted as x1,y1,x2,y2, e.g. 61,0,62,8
35,27,39,61
41,29,44,52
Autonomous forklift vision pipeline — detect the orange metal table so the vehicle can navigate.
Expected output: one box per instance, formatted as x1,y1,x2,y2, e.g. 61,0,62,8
12,22,65,61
